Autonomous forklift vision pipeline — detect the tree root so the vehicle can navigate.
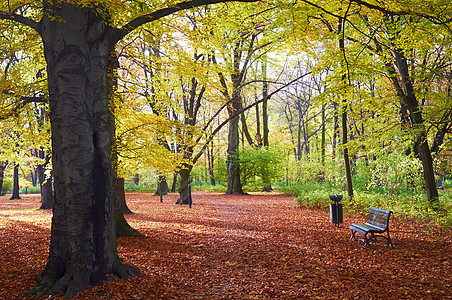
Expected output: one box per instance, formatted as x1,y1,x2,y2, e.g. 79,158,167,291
23,262,141,299
116,214,142,237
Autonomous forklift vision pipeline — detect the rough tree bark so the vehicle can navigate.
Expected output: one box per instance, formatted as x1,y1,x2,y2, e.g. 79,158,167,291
23,4,140,298
374,35,439,203
171,172,178,193
338,16,354,200
176,166,193,204
207,141,216,186
114,177,140,237
226,94,245,194
39,174,53,210
108,51,139,236
0,0,258,297
38,154,53,210
10,164,21,200
260,56,272,192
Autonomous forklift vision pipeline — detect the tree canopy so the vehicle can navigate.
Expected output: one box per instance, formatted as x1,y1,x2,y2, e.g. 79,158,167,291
1,0,452,298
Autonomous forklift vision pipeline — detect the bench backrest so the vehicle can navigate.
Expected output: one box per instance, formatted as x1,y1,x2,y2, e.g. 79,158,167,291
367,207,392,228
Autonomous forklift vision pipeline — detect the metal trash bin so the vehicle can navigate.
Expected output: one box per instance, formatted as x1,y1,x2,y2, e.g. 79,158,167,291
329,194,343,227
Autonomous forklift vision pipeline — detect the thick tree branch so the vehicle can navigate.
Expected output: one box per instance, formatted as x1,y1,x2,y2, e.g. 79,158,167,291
0,96,47,121
350,0,452,26
114,0,259,42
0,11,40,34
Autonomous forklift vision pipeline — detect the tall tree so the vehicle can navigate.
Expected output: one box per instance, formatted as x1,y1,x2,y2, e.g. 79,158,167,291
338,14,354,200
1,0,257,297
211,17,272,194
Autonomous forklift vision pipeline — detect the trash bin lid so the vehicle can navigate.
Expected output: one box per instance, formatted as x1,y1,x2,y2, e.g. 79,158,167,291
329,194,343,202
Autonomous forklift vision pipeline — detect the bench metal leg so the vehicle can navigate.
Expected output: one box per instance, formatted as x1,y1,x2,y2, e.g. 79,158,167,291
363,233,371,248
386,231,395,248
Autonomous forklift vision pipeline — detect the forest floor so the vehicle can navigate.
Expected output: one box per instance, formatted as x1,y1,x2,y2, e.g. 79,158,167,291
0,192,451,299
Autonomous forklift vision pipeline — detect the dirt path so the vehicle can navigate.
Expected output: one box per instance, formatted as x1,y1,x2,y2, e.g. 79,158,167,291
1,192,451,299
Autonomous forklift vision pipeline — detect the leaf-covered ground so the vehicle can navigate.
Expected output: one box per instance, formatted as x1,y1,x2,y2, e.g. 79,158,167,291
1,192,451,299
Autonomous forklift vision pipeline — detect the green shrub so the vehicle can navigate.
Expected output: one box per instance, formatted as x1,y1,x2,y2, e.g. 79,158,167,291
21,186,41,194
124,183,153,193
1,180,12,194
195,184,227,193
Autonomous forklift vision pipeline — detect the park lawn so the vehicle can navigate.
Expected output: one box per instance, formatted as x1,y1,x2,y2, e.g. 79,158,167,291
1,192,451,299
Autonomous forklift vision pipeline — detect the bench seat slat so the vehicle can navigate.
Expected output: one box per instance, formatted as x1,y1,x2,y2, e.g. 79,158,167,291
350,223,385,234
349,207,394,248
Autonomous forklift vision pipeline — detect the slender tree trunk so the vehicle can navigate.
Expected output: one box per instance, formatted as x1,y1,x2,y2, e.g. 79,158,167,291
31,168,38,187
262,57,269,148
342,107,354,199
10,164,21,200
296,101,303,161
226,99,245,195
261,57,272,192
207,142,216,186
430,112,451,155
241,111,255,146
255,88,261,144
332,101,339,159
320,103,326,180
0,162,7,196
338,17,353,200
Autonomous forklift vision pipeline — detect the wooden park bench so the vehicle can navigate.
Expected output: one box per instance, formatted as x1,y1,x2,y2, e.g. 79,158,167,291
349,207,395,248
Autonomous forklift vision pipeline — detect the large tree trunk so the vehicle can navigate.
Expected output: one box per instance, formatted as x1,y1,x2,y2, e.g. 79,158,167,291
392,49,438,202
114,177,140,237
108,51,138,235
370,20,439,203
26,5,139,298
176,166,192,204
116,178,132,215
38,155,53,210
40,176,53,210
10,164,21,200
170,172,178,193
